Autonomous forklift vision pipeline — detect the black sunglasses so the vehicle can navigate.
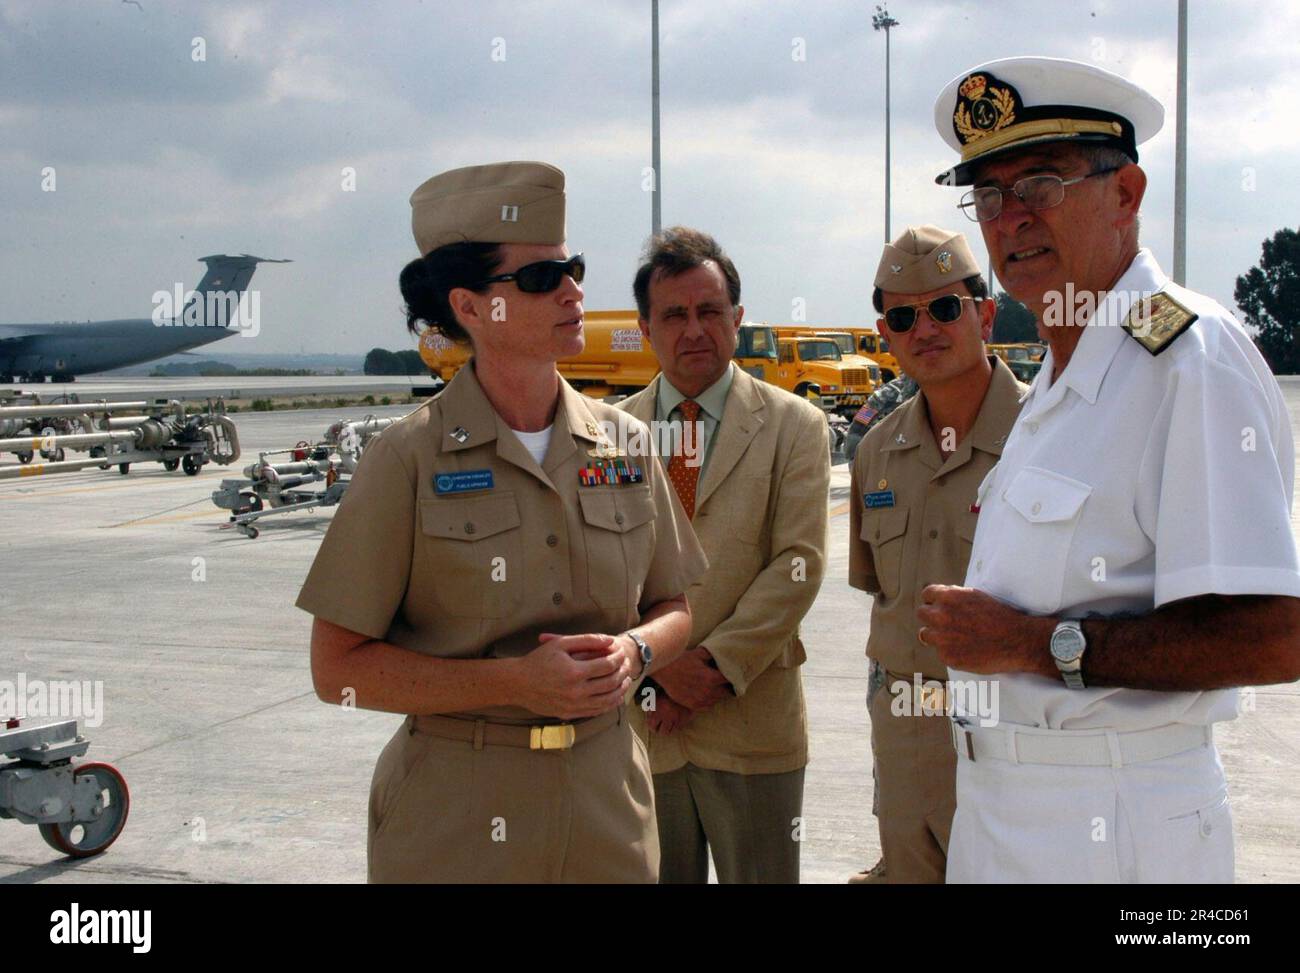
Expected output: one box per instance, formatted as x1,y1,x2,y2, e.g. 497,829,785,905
474,253,585,293
883,294,981,333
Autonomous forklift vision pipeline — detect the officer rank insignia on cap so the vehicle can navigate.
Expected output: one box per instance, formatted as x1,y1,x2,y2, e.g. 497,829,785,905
953,72,1020,147
932,57,1163,186
875,225,980,294
409,161,566,256
1122,291,1199,356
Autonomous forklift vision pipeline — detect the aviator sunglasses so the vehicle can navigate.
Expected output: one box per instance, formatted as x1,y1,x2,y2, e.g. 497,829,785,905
474,253,585,293
883,294,982,333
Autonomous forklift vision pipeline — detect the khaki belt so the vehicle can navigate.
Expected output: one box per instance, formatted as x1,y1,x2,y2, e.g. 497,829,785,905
949,719,1212,767
410,706,622,751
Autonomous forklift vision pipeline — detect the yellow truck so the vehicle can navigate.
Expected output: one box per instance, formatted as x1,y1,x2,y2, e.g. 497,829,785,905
739,325,876,419
838,327,901,382
989,342,1046,382
417,313,871,423
807,331,883,387
417,309,659,399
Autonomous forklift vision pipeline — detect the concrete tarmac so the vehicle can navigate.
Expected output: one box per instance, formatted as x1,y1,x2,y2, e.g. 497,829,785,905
1,380,1298,884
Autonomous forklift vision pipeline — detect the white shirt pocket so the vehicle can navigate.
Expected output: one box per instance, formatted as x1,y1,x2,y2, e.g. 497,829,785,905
994,467,1092,613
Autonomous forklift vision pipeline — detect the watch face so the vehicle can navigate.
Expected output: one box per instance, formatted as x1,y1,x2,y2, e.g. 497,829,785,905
1050,627,1085,662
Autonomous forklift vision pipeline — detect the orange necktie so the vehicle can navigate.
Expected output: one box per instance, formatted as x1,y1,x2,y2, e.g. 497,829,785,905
667,399,702,518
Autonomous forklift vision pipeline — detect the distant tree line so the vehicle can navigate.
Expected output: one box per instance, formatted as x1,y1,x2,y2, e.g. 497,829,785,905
150,360,323,377
990,293,1039,343
363,348,427,375
1237,227,1299,375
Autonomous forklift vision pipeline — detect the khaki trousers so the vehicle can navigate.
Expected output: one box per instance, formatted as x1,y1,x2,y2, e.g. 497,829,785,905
368,709,657,883
869,677,957,883
653,763,805,884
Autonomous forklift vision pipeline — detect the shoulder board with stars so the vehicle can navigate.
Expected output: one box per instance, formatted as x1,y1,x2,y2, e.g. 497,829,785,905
1121,291,1199,356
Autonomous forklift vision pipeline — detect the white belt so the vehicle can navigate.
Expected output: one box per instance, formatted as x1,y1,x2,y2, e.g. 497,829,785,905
949,720,1212,768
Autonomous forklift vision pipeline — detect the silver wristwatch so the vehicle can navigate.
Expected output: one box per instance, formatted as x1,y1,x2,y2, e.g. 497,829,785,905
1049,620,1087,690
626,630,653,679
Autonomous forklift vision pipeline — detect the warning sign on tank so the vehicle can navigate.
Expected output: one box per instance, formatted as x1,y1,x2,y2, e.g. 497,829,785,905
610,328,643,352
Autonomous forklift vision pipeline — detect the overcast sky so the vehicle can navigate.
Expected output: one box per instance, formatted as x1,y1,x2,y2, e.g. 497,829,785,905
1,0,1295,355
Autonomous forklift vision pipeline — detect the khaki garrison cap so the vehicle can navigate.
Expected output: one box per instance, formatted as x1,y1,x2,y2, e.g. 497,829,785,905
410,161,566,256
874,225,981,294
932,56,1164,185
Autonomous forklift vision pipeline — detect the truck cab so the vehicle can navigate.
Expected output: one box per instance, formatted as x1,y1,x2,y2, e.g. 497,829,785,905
989,342,1046,382
813,331,883,387
853,330,900,382
776,335,875,417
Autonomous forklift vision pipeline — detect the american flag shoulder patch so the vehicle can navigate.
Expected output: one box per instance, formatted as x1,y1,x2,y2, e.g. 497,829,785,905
853,405,877,427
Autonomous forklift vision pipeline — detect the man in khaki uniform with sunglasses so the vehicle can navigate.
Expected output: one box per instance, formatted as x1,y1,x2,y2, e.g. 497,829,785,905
848,225,1025,883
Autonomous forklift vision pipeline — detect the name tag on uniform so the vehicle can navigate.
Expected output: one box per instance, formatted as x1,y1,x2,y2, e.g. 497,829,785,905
434,470,494,494
863,490,895,509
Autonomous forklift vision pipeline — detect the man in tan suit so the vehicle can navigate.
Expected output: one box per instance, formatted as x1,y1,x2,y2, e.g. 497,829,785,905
618,226,829,884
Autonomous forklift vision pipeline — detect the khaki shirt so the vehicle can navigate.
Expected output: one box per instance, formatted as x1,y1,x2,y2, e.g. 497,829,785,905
296,362,709,722
849,357,1025,679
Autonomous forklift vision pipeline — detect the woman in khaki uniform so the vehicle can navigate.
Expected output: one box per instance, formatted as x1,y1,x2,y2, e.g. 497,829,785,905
296,161,707,883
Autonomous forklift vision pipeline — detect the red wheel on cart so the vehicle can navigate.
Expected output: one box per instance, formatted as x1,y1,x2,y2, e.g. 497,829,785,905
37,761,130,858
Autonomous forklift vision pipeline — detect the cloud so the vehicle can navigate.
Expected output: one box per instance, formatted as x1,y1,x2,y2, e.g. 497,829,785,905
0,0,1295,354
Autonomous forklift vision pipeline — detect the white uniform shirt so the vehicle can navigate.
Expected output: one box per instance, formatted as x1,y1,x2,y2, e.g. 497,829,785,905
958,249,1300,731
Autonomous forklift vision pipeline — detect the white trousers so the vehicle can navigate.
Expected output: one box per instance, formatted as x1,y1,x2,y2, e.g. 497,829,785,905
947,737,1234,883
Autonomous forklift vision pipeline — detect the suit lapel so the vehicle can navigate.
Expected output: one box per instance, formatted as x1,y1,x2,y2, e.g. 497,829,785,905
621,377,658,426
695,369,764,511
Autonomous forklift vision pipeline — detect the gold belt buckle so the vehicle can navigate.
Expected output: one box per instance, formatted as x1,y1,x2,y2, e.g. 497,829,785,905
530,724,576,750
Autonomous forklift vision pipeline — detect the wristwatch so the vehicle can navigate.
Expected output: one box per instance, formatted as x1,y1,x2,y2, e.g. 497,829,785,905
626,630,653,679
1049,620,1087,690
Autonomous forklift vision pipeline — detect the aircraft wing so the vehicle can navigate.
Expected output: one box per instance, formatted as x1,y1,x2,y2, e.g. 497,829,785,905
0,324,46,340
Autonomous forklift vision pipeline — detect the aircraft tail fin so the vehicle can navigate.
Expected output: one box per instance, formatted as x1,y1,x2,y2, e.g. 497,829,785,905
185,254,291,328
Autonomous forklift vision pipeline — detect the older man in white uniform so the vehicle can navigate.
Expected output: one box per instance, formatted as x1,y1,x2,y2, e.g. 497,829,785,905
919,57,1300,883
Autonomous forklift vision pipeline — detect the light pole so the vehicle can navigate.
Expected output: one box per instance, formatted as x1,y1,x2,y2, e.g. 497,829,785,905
872,5,899,243
651,0,662,237
1173,0,1187,284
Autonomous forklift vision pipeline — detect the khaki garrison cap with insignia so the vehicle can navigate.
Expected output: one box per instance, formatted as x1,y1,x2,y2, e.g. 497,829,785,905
932,57,1164,185
410,161,566,256
874,225,981,295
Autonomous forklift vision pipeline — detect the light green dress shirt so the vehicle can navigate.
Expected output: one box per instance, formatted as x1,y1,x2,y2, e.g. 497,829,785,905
653,361,735,482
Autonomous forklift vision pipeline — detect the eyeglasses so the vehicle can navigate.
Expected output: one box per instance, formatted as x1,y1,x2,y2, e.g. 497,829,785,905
882,295,981,333
474,253,585,293
958,168,1121,223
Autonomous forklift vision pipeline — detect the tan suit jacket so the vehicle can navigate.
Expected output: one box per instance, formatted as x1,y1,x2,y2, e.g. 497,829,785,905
619,365,830,775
